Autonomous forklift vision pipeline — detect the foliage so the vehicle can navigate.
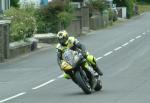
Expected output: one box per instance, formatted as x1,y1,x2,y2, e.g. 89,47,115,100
108,8,113,21
58,11,73,29
113,0,135,18
35,0,74,33
4,7,37,42
138,3,150,13
137,0,150,3
10,0,19,8
87,0,107,12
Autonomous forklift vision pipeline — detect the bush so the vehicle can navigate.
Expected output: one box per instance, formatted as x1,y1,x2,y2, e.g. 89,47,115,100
113,0,135,18
58,11,73,29
10,0,19,8
36,0,74,33
87,0,107,12
4,7,37,42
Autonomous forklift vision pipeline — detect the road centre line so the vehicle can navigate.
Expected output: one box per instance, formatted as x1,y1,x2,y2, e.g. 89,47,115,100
32,79,56,90
104,51,113,56
142,32,146,35
57,74,64,79
122,42,129,47
96,57,103,60
129,39,135,42
114,46,122,51
0,92,26,103
136,35,142,39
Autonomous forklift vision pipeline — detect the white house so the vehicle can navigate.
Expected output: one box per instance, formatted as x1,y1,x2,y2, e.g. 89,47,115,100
19,0,48,8
0,0,10,13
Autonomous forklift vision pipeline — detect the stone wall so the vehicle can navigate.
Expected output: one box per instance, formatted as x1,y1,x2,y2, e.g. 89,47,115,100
66,18,81,36
81,7,90,29
0,20,10,63
74,7,90,31
0,24,4,62
90,11,109,30
9,41,31,59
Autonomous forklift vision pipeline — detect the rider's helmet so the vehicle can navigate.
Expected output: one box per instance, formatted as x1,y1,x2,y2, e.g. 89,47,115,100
57,30,69,46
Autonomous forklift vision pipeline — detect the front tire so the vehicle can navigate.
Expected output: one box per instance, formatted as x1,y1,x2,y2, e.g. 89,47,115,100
75,71,92,94
94,77,102,91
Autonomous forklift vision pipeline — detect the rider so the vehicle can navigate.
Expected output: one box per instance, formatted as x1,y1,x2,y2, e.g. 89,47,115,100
56,30,103,79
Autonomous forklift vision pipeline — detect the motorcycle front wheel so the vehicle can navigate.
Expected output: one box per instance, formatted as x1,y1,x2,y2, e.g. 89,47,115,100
75,71,92,94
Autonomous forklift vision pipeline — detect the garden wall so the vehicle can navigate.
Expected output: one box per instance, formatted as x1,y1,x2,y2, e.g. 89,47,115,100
0,20,10,62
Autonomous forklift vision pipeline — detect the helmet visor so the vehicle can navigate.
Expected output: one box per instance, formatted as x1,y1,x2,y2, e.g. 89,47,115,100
58,36,68,45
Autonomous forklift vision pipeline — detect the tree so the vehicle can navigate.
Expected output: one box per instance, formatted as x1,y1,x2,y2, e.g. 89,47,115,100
72,0,83,2
113,0,135,18
10,0,19,8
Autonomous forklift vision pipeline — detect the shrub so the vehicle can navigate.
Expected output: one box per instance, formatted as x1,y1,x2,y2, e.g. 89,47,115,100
113,0,135,18
4,7,37,42
57,11,73,29
87,0,107,12
36,0,74,33
10,0,19,8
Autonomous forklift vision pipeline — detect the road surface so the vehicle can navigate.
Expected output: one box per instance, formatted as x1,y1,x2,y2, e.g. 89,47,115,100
0,12,150,103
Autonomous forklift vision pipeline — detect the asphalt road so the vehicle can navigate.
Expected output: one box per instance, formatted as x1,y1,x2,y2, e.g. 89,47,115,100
0,12,150,103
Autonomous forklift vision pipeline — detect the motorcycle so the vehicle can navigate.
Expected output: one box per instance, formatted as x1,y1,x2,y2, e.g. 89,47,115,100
61,49,102,94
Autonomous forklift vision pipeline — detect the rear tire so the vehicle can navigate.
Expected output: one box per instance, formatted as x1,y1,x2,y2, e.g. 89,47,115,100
75,71,92,94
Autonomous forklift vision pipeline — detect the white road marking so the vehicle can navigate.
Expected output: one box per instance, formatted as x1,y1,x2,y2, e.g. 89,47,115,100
114,46,122,51
122,42,129,47
140,13,144,16
104,51,113,56
0,92,26,103
142,32,146,35
136,35,142,39
32,79,56,90
129,39,135,42
57,74,64,79
96,57,103,60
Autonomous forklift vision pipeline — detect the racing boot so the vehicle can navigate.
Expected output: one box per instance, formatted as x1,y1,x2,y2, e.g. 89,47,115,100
92,64,103,76
86,54,103,76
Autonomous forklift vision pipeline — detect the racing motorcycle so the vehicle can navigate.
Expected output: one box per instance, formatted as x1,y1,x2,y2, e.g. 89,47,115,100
61,49,102,94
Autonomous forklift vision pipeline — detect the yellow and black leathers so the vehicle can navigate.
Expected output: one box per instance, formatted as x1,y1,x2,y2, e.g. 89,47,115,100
56,36,103,77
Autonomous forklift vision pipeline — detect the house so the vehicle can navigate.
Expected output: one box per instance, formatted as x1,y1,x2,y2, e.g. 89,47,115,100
0,0,10,13
19,0,48,8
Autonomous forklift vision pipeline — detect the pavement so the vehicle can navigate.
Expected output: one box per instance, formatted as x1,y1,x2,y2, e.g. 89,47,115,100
0,12,150,103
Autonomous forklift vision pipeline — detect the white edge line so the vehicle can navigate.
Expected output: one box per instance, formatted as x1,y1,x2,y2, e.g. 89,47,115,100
122,42,129,47
129,39,135,42
114,46,122,51
57,74,64,79
104,51,113,56
0,92,26,103
136,35,142,39
32,79,55,90
96,57,103,60
140,13,144,16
